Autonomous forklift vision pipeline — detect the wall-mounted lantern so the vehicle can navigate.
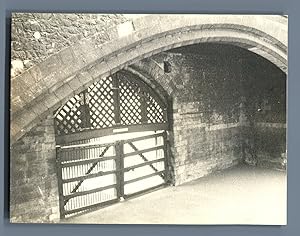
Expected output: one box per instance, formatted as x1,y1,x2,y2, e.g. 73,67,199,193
164,61,172,73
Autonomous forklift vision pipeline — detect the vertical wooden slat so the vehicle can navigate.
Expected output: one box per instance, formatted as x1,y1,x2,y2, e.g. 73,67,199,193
115,142,121,199
112,75,121,125
92,191,95,205
120,141,125,198
154,131,158,159
70,196,73,211
85,194,88,208
162,131,169,183
115,141,124,199
97,190,101,203
56,146,66,219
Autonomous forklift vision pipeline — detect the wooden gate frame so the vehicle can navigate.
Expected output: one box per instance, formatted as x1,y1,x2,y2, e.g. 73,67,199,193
56,131,170,219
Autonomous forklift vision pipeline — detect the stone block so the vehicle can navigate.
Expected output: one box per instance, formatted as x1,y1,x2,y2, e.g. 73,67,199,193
49,213,60,222
88,59,111,80
67,74,84,92
52,82,74,101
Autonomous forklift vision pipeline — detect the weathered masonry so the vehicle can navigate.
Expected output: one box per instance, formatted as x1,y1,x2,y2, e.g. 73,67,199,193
10,14,287,223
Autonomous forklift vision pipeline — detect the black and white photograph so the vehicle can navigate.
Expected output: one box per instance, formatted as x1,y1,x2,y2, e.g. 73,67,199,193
9,13,287,225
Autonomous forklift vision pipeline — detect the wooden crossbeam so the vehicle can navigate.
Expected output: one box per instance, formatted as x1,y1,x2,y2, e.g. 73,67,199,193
124,170,165,185
64,184,117,201
123,157,165,172
127,142,165,179
123,145,164,158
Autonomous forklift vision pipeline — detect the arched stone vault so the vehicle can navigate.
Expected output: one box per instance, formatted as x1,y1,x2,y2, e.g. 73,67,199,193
10,15,288,143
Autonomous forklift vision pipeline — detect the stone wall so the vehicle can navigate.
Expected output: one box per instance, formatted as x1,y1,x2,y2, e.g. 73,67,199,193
10,116,59,223
11,13,126,77
241,55,286,169
151,43,286,184
151,44,247,185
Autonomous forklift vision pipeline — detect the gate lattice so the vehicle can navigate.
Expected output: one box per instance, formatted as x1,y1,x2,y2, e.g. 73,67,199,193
54,71,168,144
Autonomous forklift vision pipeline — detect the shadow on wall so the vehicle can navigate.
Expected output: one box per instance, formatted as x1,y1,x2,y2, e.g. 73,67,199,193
151,43,286,171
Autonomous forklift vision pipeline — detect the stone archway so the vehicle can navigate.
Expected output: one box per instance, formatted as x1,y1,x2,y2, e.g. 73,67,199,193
11,15,287,143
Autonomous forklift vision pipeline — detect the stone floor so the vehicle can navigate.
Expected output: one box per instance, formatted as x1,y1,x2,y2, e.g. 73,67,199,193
61,164,287,225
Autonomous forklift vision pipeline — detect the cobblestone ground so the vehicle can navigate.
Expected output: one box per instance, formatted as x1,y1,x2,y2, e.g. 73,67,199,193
61,163,287,225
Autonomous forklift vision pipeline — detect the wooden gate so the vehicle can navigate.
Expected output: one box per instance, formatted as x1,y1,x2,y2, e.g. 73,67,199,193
54,70,170,218
56,131,169,218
